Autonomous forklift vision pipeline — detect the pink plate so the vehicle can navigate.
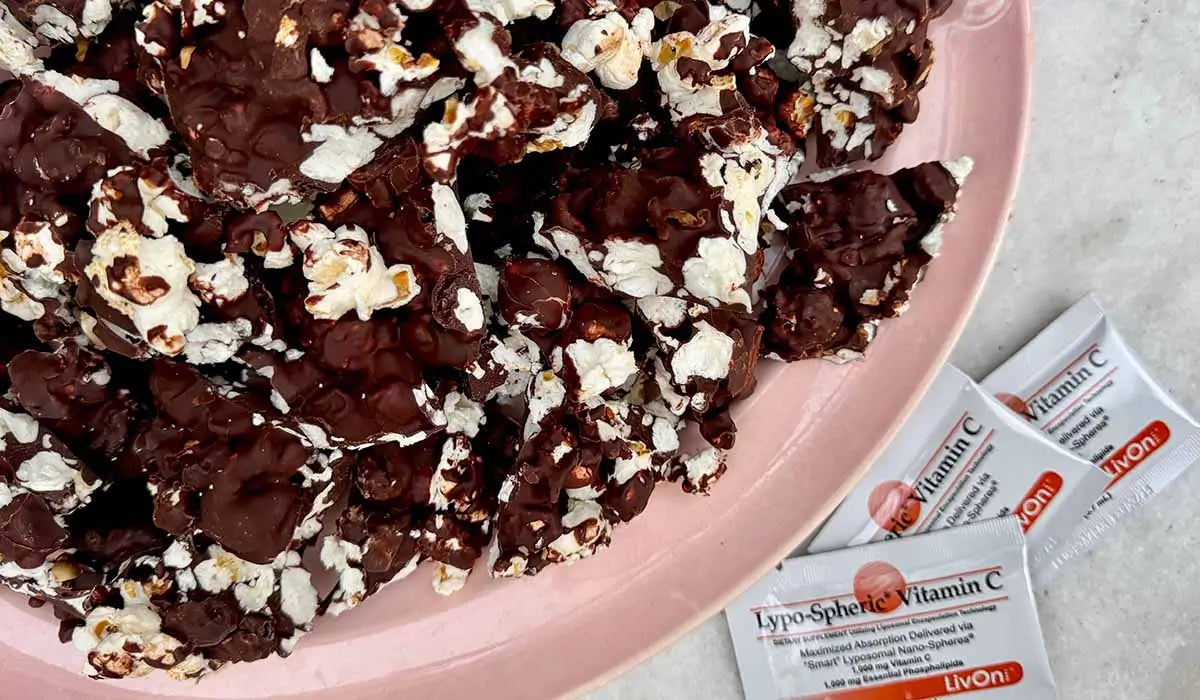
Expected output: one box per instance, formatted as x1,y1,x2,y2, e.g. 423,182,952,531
0,2,1032,697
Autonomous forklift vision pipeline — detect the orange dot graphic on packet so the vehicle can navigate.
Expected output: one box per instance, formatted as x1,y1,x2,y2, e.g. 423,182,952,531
995,392,1031,417
868,480,921,533
853,561,907,614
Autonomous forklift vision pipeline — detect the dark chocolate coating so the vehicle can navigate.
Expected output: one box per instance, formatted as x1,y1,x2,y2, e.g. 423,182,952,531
763,161,962,360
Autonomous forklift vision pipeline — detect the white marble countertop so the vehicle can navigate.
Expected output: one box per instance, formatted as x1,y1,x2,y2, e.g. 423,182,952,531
590,1,1200,698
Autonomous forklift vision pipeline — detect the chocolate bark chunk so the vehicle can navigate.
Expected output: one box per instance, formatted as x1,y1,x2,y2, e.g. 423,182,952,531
762,158,972,361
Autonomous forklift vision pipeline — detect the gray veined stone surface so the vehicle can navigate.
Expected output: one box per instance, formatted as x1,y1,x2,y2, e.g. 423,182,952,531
592,1,1200,697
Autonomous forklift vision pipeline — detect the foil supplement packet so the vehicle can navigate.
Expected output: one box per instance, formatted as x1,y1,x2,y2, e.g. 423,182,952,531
726,518,1056,700
982,293,1200,571
808,365,1108,581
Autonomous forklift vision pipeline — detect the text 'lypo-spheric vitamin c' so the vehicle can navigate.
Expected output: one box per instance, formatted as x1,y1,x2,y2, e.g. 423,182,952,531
982,294,1200,570
807,365,1108,582
725,518,1055,700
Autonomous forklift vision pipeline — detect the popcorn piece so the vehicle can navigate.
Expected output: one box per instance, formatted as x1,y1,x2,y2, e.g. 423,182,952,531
0,220,71,325
649,11,751,121
83,226,201,356
560,9,653,91
73,593,201,679
290,222,420,321
0,77,136,198
564,338,638,400
88,161,207,239
191,256,251,307
667,445,727,494
347,2,440,96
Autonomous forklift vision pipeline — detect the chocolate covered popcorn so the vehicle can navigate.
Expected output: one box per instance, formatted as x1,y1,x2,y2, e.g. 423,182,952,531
0,0,966,681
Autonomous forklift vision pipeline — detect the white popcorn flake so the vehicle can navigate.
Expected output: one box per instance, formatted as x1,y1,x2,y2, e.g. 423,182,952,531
565,338,638,399
7,222,66,289
0,407,40,444
650,13,750,121
84,226,201,356
291,222,420,321
612,443,654,484
546,499,610,561
183,318,253,365
560,9,652,91
464,0,554,24
942,156,975,187
820,87,875,152
788,0,836,72
429,436,472,510
193,546,241,593
454,288,485,331
319,537,367,615
463,192,493,224
432,563,470,595
279,567,319,626
497,474,518,504
299,124,384,184
454,18,513,84
15,451,77,493
600,239,675,297
233,566,276,613
651,416,681,454
0,277,45,321
524,370,566,439
72,601,172,677
0,5,42,76
162,541,193,569
682,445,724,482
842,17,893,68
90,167,193,239
238,178,301,212
358,41,440,96
310,47,335,83
636,296,689,328
423,89,518,176
531,96,598,154
671,321,734,383
431,183,470,252
275,14,300,47
859,289,882,306
852,65,894,102
31,5,79,44
681,237,751,309
444,391,485,438
191,255,250,306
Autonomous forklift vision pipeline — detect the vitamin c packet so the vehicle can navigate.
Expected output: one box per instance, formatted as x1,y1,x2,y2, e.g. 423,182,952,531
982,294,1200,567
726,518,1055,700
807,365,1108,578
